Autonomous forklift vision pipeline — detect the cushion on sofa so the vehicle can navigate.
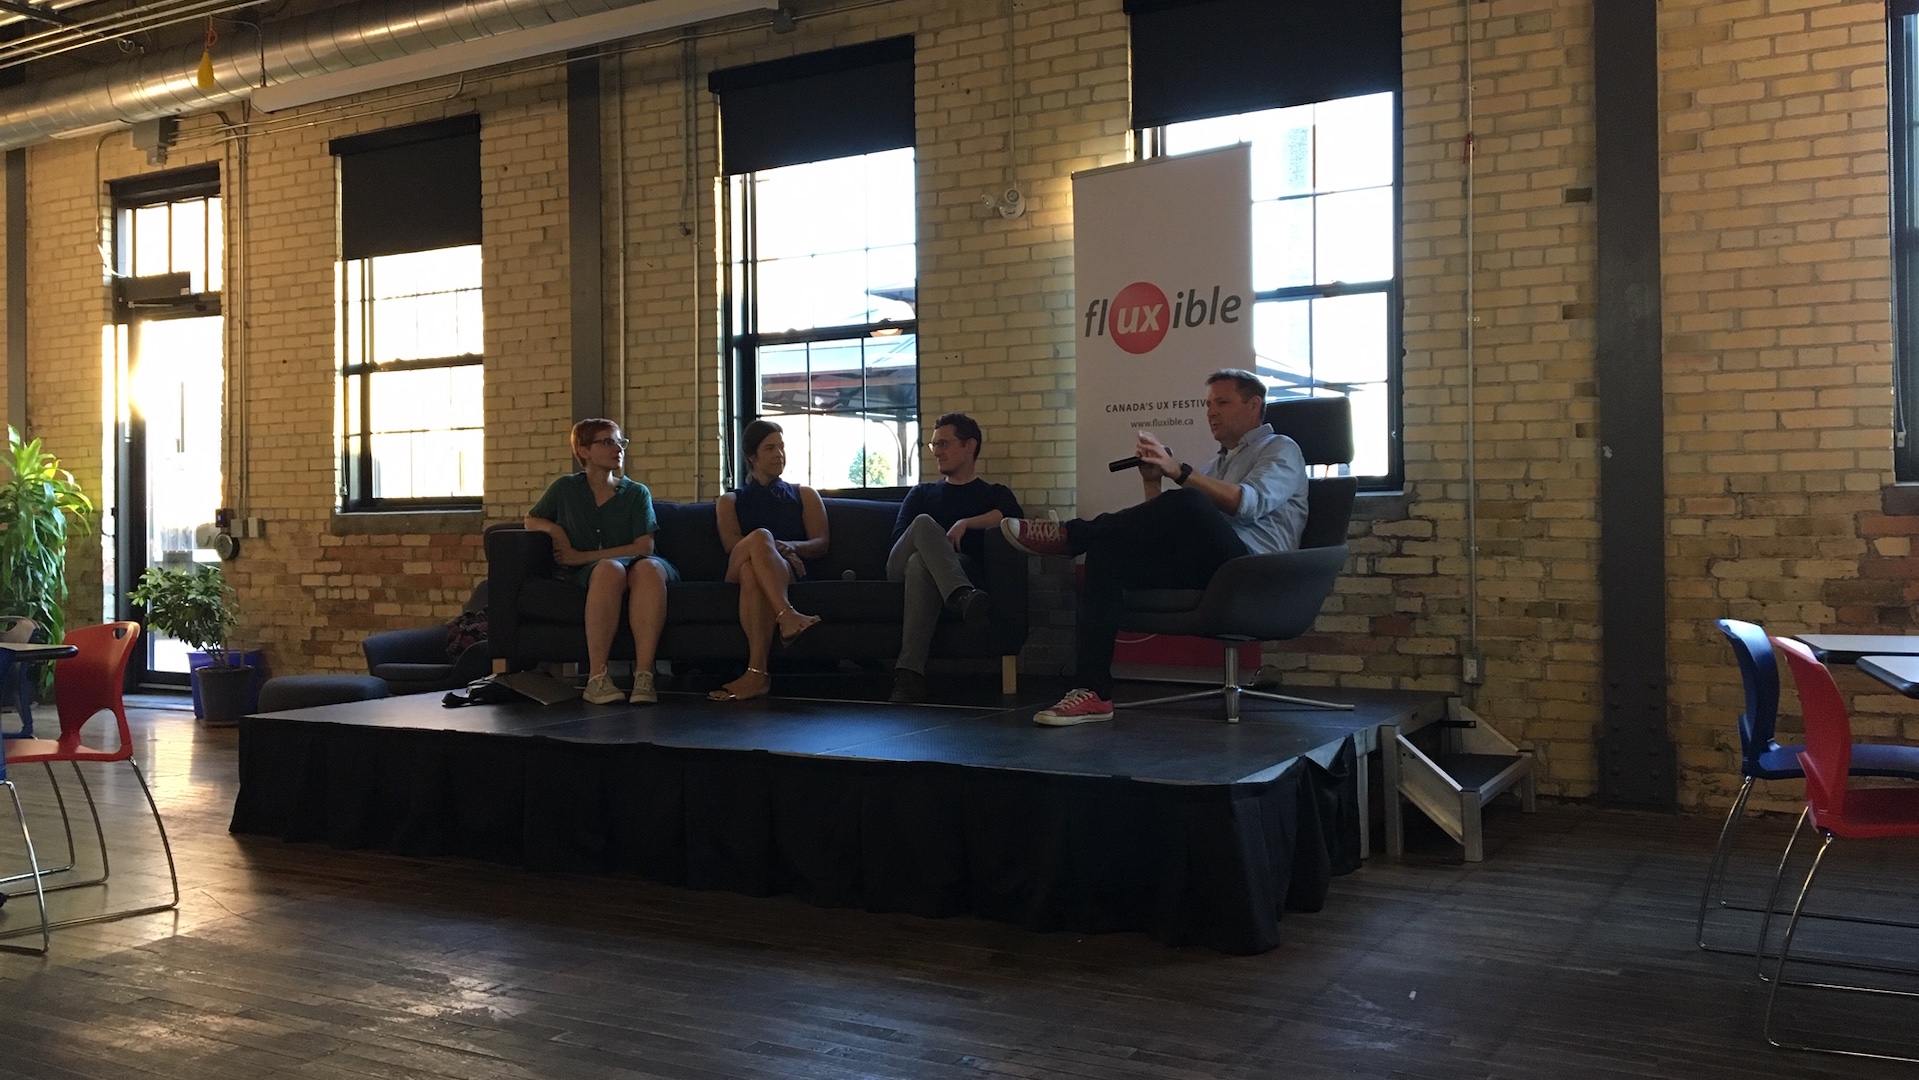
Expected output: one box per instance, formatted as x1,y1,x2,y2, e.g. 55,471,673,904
653,501,728,580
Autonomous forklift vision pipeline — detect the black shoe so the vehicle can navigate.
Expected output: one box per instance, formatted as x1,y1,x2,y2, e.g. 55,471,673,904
945,586,991,628
889,668,927,704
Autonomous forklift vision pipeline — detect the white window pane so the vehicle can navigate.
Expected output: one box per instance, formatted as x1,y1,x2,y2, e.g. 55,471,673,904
1164,113,1244,155
172,200,207,292
133,205,170,278
1315,188,1394,284
863,147,917,248
1253,199,1313,291
755,256,821,333
866,244,916,322
1315,92,1394,192
1346,382,1390,478
1248,109,1313,200
206,196,223,292
1310,293,1389,387
759,342,812,415
1253,299,1312,387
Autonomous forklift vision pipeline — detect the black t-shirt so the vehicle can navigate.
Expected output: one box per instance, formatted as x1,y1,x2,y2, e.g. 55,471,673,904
891,479,1024,563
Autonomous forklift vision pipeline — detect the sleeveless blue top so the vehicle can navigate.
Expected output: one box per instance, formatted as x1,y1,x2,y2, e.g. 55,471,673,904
734,477,808,542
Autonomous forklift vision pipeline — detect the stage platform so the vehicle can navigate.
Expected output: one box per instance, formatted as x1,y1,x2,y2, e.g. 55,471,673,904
229,682,1446,954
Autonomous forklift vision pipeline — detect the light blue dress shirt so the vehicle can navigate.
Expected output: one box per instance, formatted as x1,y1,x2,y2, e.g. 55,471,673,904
1200,423,1309,555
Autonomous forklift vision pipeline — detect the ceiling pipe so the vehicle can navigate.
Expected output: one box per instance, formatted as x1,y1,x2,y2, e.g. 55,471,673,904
0,0,749,151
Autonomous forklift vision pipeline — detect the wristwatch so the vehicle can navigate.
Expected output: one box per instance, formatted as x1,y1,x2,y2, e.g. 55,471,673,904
1174,462,1193,486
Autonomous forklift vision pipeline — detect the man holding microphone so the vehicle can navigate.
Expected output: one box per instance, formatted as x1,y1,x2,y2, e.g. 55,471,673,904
999,368,1309,726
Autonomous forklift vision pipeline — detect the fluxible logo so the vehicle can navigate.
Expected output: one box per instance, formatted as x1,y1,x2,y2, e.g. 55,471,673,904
1083,281,1244,355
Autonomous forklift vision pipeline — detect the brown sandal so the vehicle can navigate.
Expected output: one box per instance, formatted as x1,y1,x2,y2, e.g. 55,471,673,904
708,667,771,702
777,608,822,647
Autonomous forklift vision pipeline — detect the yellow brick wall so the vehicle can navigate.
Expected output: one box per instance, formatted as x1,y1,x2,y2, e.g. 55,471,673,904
8,0,1909,806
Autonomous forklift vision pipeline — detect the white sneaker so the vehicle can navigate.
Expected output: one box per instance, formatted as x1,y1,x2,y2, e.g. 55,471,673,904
629,671,657,704
583,672,623,704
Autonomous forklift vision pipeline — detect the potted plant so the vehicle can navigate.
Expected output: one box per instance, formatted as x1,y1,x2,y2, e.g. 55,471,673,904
0,426,93,699
128,563,251,725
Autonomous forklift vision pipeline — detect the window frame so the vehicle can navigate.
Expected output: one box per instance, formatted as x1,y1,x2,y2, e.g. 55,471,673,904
720,150,920,496
1892,2,1919,479
1139,93,1406,492
335,248,485,513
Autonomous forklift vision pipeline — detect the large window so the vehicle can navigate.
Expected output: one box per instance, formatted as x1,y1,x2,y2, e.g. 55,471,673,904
712,38,917,491
1155,92,1398,481
1128,0,1402,489
331,116,483,510
1894,1,1919,479
338,245,483,507
726,148,918,490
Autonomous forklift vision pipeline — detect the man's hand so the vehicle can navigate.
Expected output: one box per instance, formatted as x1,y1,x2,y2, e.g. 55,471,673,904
946,520,969,549
1135,431,1178,482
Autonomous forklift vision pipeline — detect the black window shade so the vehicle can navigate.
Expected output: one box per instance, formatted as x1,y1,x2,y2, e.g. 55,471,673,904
109,163,219,207
1126,0,1401,129
709,37,914,175
331,115,481,261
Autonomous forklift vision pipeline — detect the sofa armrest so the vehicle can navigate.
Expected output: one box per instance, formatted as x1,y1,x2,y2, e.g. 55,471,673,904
485,528,554,669
980,527,1029,652
362,625,450,672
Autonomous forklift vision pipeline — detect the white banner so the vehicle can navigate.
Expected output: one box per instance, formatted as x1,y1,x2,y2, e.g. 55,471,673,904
1071,145,1253,516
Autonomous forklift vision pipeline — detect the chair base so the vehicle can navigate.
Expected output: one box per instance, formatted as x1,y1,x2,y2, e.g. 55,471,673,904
1113,649,1354,722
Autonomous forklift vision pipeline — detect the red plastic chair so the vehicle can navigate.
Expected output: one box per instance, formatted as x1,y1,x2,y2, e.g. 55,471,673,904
1763,636,1919,1063
0,622,178,940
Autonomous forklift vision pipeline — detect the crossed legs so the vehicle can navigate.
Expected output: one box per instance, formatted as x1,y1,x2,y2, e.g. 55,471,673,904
713,528,820,700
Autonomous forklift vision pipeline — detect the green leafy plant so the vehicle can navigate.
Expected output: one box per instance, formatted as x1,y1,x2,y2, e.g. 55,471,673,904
0,425,94,650
128,563,242,668
847,446,893,487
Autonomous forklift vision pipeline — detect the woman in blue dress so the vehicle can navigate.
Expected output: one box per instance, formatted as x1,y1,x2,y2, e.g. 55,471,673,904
708,419,829,701
524,418,677,705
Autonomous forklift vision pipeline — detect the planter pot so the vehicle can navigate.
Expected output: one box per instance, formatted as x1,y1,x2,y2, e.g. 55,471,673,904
187,650,265,718
196,663,257,727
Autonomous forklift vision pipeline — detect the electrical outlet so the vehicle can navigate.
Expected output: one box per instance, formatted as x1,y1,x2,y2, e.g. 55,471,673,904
1461,652,1484,685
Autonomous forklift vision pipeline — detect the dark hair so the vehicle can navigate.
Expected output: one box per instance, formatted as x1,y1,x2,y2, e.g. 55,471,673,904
935,412,983,455
570,418,619,467
1206,369,1265,402
740,419,784,470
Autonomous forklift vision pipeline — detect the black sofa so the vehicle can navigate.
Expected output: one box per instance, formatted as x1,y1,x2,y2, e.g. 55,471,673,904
485,498,1028,691
361,583,493,695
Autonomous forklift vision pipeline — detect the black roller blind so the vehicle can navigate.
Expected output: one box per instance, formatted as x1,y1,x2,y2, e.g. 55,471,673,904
331,115,481,261
709,37,914,175
109,163,219,207
1126,0,1401,129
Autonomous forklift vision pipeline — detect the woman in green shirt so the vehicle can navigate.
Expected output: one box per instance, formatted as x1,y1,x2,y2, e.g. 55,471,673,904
525,418,678,706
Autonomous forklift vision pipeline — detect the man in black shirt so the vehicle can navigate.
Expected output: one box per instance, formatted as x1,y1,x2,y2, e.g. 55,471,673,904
886,412,1024,702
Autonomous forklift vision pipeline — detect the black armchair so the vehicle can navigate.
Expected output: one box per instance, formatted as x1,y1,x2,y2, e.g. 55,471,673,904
1117,396,1358,721
361,583,492,695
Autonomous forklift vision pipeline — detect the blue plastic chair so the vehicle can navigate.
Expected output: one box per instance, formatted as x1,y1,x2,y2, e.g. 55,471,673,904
1696,619,1919,952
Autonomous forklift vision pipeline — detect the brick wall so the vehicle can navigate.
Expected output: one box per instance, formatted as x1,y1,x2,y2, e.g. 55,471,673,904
8,0,1909,804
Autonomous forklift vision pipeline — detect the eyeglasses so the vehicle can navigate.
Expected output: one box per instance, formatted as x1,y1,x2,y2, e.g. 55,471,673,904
926,439,957,451
590,436,629,450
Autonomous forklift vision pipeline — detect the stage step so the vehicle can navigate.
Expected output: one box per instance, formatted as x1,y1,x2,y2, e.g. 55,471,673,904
1383,698,1535,862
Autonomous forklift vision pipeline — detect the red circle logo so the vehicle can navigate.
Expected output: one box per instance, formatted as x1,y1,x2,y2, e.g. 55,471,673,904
1108,282,1170,354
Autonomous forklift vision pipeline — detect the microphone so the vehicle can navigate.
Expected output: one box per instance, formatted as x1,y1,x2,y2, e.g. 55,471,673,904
1108,456,1145,472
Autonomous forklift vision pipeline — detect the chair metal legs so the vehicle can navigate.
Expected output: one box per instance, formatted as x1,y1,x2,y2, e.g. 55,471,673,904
1763,832,1919,1064
0,759,179,940
0,778,48,955
1117,647,1356,722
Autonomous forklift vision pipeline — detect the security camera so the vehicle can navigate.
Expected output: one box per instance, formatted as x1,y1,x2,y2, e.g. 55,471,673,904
995,186,1025,220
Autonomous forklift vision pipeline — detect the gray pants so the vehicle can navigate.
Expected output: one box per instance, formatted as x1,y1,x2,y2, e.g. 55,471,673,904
886,514,980,674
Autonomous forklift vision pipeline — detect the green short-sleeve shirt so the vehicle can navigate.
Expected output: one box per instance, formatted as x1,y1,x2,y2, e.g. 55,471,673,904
528,474,657,583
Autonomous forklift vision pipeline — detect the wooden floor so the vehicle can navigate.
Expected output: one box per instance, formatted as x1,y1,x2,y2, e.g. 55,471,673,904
0,699,1913,1078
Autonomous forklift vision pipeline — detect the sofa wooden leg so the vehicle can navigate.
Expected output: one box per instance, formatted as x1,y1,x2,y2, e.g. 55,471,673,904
1001,655,1017,696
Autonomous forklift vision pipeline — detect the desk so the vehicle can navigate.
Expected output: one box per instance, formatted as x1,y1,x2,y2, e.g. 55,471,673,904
1792,634,1919,665
0,643,75,738
1859,655,1919,698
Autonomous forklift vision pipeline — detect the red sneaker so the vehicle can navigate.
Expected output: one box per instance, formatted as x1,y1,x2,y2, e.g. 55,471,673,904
1034,688,1114,727
1000,518,1073,557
